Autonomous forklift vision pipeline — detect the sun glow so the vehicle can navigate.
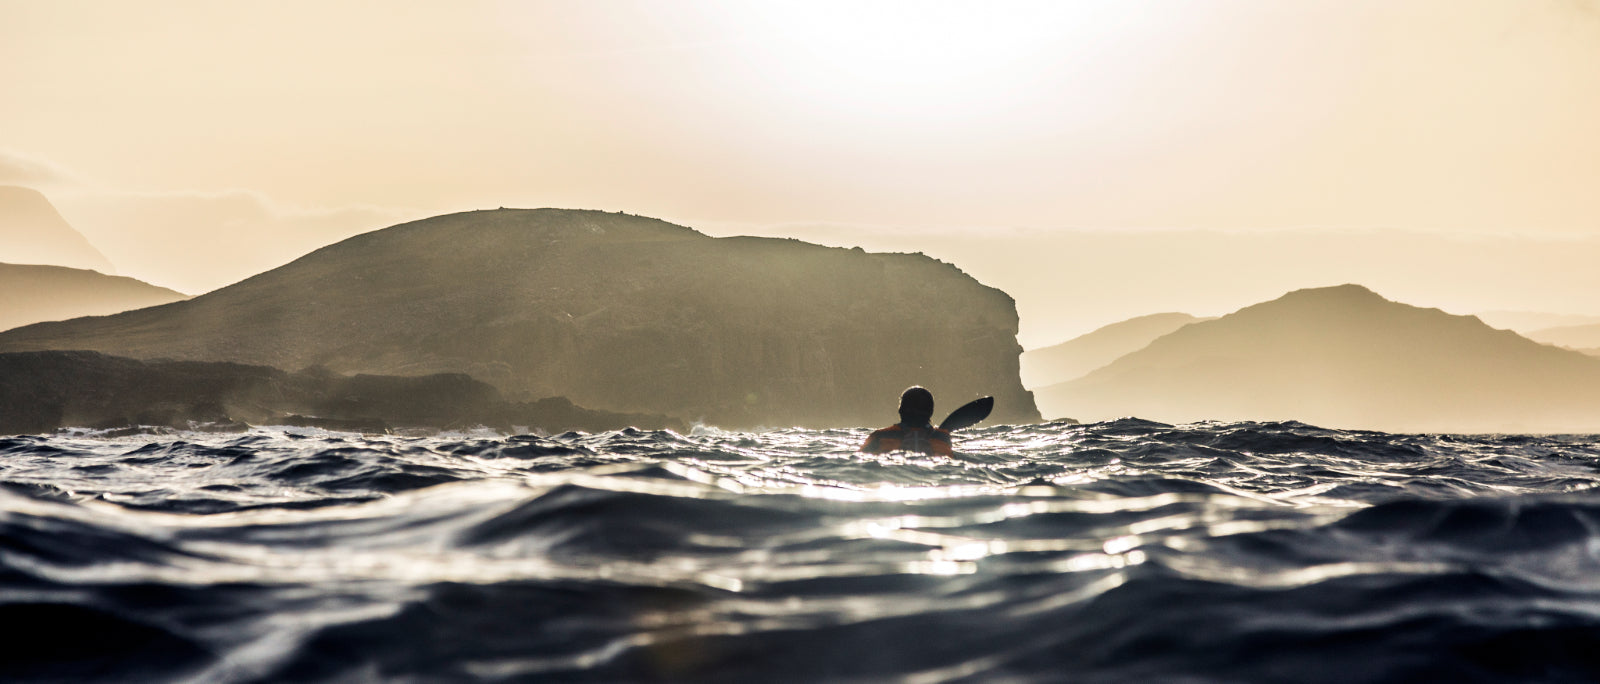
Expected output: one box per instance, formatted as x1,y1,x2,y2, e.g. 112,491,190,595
712,0,1154,125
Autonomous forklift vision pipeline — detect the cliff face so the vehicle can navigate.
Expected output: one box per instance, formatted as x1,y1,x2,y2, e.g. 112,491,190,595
1037,284,1600,433
0,263,188,332
0,186,115,273
0,209,1039,429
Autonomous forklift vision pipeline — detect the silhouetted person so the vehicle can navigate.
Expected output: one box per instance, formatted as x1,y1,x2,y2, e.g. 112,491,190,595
860,386,952,456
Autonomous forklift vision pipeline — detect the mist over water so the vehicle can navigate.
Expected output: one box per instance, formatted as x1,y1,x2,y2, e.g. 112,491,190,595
4,421,1600,682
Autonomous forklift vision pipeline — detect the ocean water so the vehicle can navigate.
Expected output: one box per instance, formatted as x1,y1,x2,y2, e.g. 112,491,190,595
3,420,1600,683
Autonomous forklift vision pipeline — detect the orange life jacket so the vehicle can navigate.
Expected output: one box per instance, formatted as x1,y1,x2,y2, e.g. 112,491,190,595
860,424,953,456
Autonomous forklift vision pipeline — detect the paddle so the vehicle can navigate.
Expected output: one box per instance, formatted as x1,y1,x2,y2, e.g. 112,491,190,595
939,396,994,432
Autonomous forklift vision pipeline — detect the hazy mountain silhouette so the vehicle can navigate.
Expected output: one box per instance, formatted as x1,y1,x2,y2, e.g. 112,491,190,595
1523,323,1600,351
1037,284,1600,433
1,263,187,332
0,209,1039,429
0,186,115,273
0,350,680,435
1021,312,1207,388
1474,311,1600,335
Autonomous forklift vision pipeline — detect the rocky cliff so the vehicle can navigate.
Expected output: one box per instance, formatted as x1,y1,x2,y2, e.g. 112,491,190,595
0,350,680,434
0,209,1039,428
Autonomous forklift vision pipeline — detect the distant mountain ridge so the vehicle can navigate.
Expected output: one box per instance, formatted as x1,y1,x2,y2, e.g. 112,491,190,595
0,185,115,273
0,263,187,332
0,208,1040,429
1523,322,1600,351
1021,312,1206,388
1473,311,1600,335
1037,284,1600,433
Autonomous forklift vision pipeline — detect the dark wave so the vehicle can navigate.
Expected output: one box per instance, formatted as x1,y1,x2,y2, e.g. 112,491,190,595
2,421,1600,681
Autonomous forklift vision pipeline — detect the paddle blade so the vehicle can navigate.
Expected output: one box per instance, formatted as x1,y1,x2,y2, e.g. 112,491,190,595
939,396,994,432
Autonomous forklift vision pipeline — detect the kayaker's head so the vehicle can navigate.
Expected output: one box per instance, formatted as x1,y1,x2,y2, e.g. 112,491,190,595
898,386,934,427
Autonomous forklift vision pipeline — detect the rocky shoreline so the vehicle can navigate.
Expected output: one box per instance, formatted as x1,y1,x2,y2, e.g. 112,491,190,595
0,350,682,435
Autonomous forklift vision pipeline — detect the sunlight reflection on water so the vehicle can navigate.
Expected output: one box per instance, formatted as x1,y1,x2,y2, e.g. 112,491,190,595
5,421,1600,681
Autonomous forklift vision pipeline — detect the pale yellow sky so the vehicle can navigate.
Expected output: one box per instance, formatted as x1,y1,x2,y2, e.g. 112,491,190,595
4,0,1599,343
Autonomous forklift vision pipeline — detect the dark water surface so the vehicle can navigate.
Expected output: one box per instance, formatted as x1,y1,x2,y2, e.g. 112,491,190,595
4,420,1600,682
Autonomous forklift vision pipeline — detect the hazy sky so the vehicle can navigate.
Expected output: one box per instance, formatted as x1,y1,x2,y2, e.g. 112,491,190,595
5,0,1599,345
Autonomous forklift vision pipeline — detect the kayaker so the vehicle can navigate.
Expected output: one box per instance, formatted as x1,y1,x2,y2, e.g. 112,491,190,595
860,386,953,456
